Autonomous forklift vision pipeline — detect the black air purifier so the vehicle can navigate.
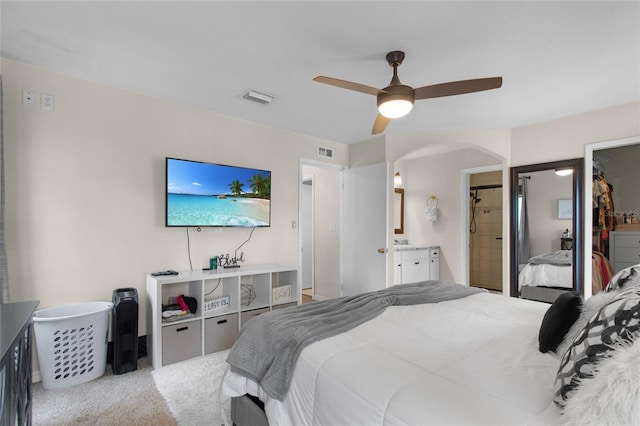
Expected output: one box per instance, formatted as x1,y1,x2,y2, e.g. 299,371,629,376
112,287,139,375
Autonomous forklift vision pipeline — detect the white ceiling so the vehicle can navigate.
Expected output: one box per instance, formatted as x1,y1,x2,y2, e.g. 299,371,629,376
2,1,639,144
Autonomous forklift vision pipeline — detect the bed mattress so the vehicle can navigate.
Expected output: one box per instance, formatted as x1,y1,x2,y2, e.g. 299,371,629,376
222,292,563,426
519,263,573,289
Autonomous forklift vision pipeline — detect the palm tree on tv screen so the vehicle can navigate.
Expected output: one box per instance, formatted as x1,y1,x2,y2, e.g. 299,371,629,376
249,174,270,199
229,180,244,196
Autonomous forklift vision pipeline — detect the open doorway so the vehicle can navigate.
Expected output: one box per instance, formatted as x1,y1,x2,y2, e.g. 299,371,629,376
585,136,640,297
465,167,504,293
299,160,343,302
301,176,314,303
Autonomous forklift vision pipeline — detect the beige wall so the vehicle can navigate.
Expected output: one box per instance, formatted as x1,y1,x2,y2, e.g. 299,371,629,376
401,148,502,284
2,59,347,335
511,102,640,166
387,129,511,163
525,169,573,257
349,136,386,167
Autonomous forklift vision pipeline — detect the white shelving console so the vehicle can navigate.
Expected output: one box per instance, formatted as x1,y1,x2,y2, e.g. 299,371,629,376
146,264,298,369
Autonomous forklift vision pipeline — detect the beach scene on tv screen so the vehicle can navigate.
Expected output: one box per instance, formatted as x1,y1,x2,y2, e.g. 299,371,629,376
167,159,271,226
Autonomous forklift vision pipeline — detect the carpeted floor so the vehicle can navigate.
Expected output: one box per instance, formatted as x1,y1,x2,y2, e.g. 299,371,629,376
152,349,231,426
32,350,231,425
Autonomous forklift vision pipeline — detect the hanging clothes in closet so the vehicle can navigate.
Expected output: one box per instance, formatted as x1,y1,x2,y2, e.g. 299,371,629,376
593,174,616,256
592,251,614,294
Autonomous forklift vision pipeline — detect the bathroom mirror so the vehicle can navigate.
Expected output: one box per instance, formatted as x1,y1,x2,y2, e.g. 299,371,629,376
509,158,585,300
394,188,404,234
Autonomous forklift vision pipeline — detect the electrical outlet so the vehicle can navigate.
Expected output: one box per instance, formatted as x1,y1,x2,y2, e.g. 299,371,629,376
41,94,55,111
22,90,35,107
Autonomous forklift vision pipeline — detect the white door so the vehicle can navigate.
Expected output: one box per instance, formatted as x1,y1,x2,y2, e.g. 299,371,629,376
342,162,389,296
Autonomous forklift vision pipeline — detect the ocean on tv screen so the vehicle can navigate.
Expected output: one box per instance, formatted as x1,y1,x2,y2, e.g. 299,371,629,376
167,193,270,227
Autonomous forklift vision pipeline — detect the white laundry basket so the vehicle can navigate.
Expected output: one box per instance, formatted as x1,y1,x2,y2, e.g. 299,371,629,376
33,301,112,389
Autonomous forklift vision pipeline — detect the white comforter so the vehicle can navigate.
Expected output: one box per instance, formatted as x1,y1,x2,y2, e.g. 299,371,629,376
519,263,573,289
222,292,563,426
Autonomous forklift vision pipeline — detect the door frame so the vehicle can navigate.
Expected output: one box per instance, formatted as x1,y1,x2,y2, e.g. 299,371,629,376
298,158,344,301
461,164,503,287
301,175,315,296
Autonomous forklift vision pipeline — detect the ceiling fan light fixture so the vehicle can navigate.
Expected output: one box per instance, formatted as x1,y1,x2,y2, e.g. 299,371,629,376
378,99,413,119
313,50,502,135
377,84,415,119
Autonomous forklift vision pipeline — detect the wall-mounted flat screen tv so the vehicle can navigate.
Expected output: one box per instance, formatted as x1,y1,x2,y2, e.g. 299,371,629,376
166,157,271,227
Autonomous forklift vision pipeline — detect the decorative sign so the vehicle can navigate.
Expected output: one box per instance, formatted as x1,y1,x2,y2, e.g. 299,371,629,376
204,295,230,313
272,285,292,303
218,252,246,268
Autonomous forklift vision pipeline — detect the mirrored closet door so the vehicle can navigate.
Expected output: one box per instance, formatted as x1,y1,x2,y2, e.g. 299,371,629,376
509,158,585,302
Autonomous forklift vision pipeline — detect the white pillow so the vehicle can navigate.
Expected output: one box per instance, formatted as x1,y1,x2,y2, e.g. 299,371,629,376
605,264,640,293
561,338,640,425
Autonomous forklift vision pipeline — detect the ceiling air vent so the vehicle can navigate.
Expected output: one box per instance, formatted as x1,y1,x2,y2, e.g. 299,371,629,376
243,90,275,105
317,146,333,159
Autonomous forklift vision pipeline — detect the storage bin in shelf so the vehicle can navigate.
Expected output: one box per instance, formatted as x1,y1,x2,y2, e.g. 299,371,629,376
162,319,201,366
239,273,270,311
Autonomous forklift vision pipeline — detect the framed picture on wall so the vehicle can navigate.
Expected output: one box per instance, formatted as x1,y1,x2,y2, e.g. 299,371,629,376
558,199,572,219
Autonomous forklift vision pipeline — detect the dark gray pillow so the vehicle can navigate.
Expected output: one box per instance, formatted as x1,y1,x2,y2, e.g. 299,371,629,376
538,291,582,353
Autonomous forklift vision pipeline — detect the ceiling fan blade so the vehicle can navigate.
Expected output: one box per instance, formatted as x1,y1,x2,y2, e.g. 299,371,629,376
313,76,382,96
372,114,391,135
414,77,503,100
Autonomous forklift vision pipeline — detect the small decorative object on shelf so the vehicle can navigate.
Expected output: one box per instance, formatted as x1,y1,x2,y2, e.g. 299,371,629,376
204,295,230,313
273,285,292,303
218,252,245,268
240,284,256,306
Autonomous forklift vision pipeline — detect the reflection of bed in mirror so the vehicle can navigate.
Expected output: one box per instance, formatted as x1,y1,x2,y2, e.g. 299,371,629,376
519,250,613,302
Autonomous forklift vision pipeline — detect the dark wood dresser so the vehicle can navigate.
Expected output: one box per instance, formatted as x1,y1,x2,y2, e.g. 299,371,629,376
1,300,39,425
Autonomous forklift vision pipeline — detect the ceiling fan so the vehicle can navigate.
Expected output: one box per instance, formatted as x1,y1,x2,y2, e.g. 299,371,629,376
313,51,503,135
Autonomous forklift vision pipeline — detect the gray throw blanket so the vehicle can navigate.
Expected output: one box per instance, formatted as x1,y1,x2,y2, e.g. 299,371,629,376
226,281,484,401
528,250,572,266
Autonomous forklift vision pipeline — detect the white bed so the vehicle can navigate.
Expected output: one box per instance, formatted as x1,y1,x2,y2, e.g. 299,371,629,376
222,292,563,425
519,263,573,289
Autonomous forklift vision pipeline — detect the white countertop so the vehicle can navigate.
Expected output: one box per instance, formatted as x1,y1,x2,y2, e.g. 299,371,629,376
393,245,439,251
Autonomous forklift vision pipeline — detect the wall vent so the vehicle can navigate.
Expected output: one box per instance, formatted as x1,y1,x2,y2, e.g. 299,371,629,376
242,90,275,105
317,146,333,158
